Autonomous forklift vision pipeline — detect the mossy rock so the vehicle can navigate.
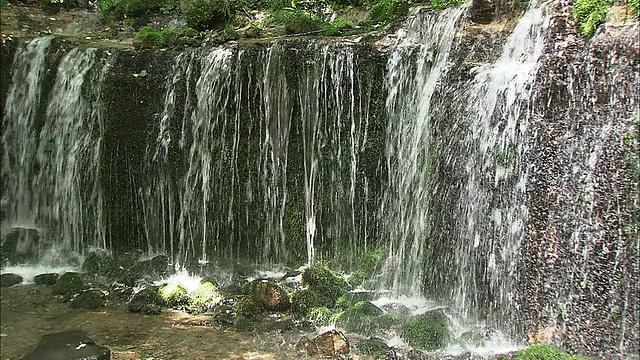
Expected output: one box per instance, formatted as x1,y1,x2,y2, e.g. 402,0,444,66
159,283,189,308
189,281,222,313
34,273,59,285
357,337,390,358
402,309,450,350
306,306,335,327
292,289,323,315
128,287,163,315
301,267,350,307
336,301,384,335
514,345,592,360
348,248,384,288
248,280,291,311
0,273,23,287
70,290,106,310
52,272,86,299
233,295,263,319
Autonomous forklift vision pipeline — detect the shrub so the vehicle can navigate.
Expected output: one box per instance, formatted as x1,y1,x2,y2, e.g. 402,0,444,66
283,10,322,33
573,0,611,37
364,0,409,27
135,27,180,47
184,0,235,31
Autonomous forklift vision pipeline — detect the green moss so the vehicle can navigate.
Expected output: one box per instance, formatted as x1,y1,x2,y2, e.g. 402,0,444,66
189,281,223,313
234,295,263,318
336,301,384,334
357,338,390,358
291,289,323,314
184,0,235,31
245,279,291,311
159,283,189,308
363,0,409,27
515,345,591,360
301,267,351,306
349,247,383,288
402,309,450,350
306,306,335,327
427,0,466,9
284,11,322,34
573,0,611,37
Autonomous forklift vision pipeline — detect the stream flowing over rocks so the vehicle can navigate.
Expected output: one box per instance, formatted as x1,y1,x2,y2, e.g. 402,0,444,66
1,0,638,358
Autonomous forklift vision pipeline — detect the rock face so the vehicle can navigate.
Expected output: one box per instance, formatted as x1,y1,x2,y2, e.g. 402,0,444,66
307,330,350,357
0,273,23,287
21,330,111,360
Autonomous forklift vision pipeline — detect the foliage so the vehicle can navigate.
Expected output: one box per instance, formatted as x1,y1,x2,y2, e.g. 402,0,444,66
427,0,466,9
630,0,639,17
306,306,335,327
184,0,235,30
363,0,409,27
515,345,591,360
573,0,611,37
320,17,354,36
291,289,323,314
283,10,322,33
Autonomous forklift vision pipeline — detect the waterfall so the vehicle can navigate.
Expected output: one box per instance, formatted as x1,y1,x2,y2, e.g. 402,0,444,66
1,38,110,263
381,0,550,334
142,40,377,269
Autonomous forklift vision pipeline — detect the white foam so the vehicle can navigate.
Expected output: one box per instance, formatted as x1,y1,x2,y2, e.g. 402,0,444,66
371,295,441,315
154,268,202,294
0,264,79,284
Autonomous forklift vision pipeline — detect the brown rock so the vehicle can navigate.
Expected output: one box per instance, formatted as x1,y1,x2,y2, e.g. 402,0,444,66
307,329,349,357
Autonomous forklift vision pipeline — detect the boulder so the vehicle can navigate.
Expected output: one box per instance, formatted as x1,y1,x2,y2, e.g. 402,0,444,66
128,288,163,315
34,273,59,285
252,280,291,311
159,282,189,308
291,289,323,315
189,281,222,313
132,255,169,280
52,272,86,299
357,337,390,358
301,267,350,307
402,308,450,350
336,301,384,335
307,329,349,357
22,330,110,360
70,289,106,310
0,273,23,287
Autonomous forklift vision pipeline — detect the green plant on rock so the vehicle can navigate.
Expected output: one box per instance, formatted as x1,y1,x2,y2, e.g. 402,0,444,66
189,281,223,313
184,0,235,31
427,0,466,9
306,306,335,327
363,0,409,27
349,247,383,288
515,345,591,360
283,10,322,34
573,0,611,37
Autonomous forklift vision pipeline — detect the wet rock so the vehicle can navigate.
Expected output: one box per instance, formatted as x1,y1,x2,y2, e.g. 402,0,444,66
233,295,262,319
22,330,110,360
380,302,412,315
307,329,350,357
252,279,291,311
128,287,163,315
212,300,236,326
336,301,384,335
406,349,434,360
34,273,60,285
71,289,106,310
81,251,113,275
459,331,487,347
0,227,40,264
52,272,86,299
456,351,485,360
301,267,351,306
0,273,23,287
159,282,189,308
357,337,390,358
470,0,495,24
132,254,169,280
189,281,222,313
403,308,450,350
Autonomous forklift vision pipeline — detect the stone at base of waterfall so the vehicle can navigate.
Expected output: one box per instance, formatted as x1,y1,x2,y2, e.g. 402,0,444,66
22,330,111,360
71,289,106,310
307,330,349,357
34,273,60,285
0,273,23,287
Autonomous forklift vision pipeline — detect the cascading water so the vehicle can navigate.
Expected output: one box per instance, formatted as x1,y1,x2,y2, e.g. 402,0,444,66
141,40,380,269
381,0,550,336
1,38,110,264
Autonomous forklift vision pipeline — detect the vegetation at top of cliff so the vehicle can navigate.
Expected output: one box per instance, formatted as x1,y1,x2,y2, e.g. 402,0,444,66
572,0,611,37
362,0,409,27
629,0,640,17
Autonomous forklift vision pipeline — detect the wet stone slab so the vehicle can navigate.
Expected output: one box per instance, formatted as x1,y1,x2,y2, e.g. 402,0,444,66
22,330,111,360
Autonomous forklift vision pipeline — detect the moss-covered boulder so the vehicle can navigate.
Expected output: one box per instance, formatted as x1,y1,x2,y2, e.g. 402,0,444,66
336,301,384,335
128,287,163,315
189,281,222,313
357,337,390,358
292,289,324,315
248,279,291,311
159,283,189,308
52,272,86,299
306,306,335,327
402,309,450,350
0,273,23,287
301,267,350,307
70,290,106,310
34,273,59,285
233,295,263,319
